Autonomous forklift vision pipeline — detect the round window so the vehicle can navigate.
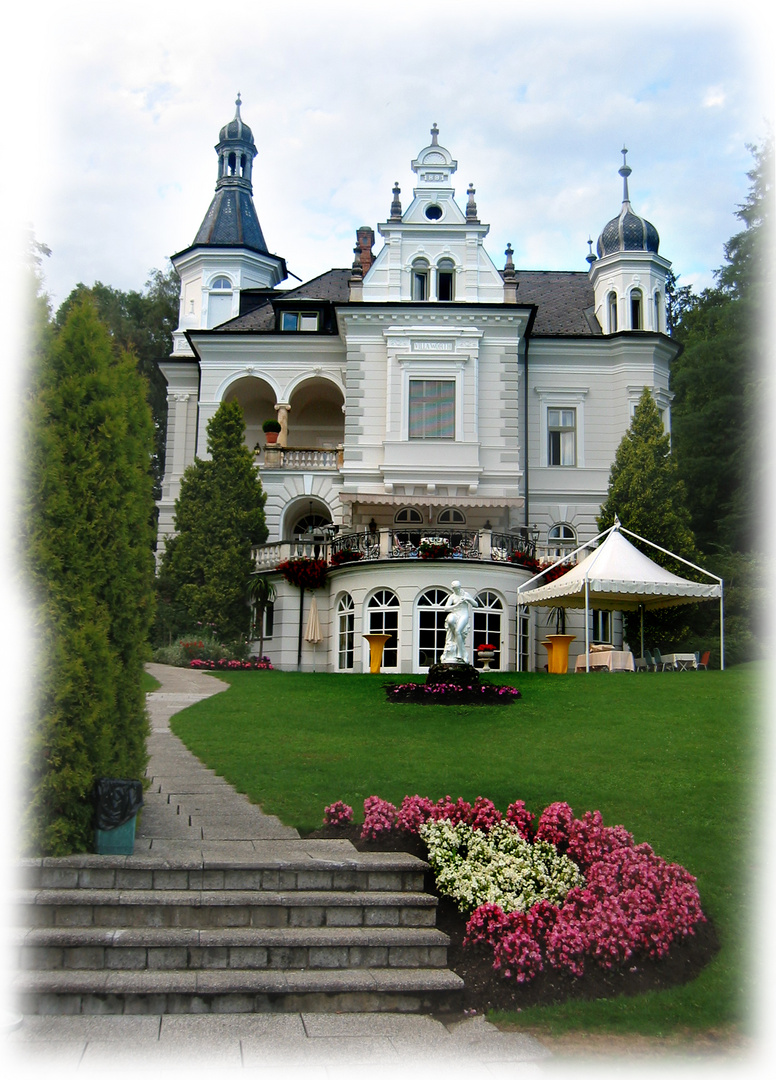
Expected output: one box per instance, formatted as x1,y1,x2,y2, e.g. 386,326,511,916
425,205,443,220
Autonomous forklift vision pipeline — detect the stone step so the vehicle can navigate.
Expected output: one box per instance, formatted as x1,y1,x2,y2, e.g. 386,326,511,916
16,925,451,971
15,966,464,1015
18,854,427,893
18,889,438,930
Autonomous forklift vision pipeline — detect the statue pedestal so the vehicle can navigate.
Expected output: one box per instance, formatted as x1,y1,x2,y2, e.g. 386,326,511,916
426,662,480,686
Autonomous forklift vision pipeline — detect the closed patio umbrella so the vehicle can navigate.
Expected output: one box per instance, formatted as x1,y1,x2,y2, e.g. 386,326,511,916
305,594,323,670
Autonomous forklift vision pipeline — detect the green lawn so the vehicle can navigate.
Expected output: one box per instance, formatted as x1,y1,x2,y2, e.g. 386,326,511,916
169,665,763,1037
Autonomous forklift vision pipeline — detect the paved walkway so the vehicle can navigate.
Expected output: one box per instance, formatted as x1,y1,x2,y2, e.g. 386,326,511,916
6,664,551,1078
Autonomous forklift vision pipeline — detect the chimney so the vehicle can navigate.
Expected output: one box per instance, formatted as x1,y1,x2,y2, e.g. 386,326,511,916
356,226,375,275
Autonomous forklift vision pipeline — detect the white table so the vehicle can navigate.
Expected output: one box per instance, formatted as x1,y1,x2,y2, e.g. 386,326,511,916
661,652,697,670
575,650,635,672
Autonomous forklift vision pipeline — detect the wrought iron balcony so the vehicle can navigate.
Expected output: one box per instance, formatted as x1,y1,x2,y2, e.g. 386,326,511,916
252,527,541,571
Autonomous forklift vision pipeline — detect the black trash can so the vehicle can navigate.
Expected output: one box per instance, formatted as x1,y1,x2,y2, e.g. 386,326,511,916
94,778,143,855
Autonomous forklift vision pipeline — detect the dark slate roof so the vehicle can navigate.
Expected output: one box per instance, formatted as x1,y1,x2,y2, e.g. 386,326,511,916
513,271,601,336
597,204,660,258
214,270,352,331
210,267,599,336
191,187,270,253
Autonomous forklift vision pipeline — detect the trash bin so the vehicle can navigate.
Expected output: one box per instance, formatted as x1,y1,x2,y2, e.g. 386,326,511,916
94,778,143,855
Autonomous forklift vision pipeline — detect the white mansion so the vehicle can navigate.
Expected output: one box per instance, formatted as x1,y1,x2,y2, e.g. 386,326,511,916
157,98,678,673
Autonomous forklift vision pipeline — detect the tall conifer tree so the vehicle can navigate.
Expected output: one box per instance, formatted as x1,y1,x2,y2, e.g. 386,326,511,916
23,299,156,855
159,401,268,640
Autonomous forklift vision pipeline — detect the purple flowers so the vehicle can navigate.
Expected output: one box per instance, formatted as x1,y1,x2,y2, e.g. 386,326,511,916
387,682,521,704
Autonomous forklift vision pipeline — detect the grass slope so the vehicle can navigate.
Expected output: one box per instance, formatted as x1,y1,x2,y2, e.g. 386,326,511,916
170,666,762,1036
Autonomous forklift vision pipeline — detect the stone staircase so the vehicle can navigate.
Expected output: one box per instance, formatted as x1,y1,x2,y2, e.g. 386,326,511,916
13,852,463,1015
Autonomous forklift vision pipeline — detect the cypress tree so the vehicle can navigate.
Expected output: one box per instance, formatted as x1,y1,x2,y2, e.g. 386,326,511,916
159,401,268,641
23,299,156,855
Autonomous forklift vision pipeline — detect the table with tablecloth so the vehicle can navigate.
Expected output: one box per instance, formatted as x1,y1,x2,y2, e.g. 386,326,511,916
575,649,635,672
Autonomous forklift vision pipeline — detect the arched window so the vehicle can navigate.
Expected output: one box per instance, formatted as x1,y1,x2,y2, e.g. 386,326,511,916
473,591,504,669
367,590,400,670
337,594,355,670
630,289,643,330
654,291,661,332
412,259,429,301
207,276,234,328
293,512,331,536
437,258,455,302
437,508,465,525
395,507,423,524
548,523,577,558
608,291,618,333
417,587,451,669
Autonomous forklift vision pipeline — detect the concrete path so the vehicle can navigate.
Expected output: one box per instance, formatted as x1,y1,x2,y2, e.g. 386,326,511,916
6,664,551,1078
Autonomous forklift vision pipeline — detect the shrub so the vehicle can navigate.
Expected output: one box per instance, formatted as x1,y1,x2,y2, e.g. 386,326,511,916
323,801,353,826
397,795,436,834
361,796,398,840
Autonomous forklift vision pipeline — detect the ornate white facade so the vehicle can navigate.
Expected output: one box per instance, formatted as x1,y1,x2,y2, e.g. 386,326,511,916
157,100,678,673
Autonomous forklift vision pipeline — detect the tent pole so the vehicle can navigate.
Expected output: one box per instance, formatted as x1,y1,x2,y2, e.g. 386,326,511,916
720,585,725,671
297,586,305,671
585,579,590,672
640,604,644,660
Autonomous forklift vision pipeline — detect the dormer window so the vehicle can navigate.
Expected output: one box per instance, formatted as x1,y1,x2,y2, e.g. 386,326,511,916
437,259,455,302
412,260,429,301
608,291,618,333
281,311,319,331
630,289,643,330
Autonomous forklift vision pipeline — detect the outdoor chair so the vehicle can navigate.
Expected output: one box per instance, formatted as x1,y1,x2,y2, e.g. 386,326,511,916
652,648,672,671
643,649,656,672
695,650,710,670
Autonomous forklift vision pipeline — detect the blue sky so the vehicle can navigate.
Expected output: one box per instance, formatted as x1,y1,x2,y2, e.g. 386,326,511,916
9,0,771,310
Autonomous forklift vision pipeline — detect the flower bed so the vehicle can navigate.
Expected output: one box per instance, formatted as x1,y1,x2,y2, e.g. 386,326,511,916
189,656,273,670
386,681,521,704
319,794,706,986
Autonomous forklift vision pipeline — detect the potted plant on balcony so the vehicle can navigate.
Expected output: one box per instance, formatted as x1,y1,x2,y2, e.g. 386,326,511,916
262,419,282,444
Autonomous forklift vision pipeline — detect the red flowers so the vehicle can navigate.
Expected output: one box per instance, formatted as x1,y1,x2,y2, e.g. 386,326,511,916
276,558,328,590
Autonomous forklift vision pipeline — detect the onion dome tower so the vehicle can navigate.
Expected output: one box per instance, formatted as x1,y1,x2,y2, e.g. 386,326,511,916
588,149,670,335
170,95,287,350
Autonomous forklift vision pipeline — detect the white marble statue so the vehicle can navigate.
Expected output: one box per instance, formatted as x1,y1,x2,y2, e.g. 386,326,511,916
439,581,480,664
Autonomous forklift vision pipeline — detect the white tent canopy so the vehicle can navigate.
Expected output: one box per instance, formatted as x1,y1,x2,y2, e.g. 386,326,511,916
517,518,724,670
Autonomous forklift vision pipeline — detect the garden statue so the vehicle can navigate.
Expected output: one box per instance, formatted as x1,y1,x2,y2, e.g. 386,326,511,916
440,581,480,664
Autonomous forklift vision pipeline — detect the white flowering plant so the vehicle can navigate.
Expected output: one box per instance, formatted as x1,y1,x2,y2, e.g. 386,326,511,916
419,819,584,915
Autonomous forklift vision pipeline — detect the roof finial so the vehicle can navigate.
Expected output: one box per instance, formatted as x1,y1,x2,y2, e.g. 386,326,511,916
389,181,402,221
430,123,439,146
619,146,632,203
503,243,516,280
613,513,621,530
466,183,478,222
235,92,242,118
586,237,597,265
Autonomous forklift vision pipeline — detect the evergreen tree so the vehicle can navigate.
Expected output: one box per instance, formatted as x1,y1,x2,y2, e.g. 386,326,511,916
54,264,179,500
670,136,771,553
159,401,268,641
597,388,699,646
23,298,156,855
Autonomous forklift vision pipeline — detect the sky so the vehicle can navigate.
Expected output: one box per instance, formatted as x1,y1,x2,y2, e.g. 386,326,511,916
8,0,772,311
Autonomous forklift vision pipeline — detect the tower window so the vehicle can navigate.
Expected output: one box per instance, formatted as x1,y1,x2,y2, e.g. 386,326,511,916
630,289,643,330
412,260,429,301
437,259,455,302
211,276,232,290
425,205,443,220
654,291,661,332
608,291,618,332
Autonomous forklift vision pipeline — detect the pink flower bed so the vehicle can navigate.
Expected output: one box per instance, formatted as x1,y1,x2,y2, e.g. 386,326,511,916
189,656,273,670
321,794,706,983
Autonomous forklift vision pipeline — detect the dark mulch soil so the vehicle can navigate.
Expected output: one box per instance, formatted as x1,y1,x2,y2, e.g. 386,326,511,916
308,823,720,1013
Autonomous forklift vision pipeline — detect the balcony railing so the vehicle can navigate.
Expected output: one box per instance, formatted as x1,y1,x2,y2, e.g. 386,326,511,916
255,446,343,470
252,527,543,571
